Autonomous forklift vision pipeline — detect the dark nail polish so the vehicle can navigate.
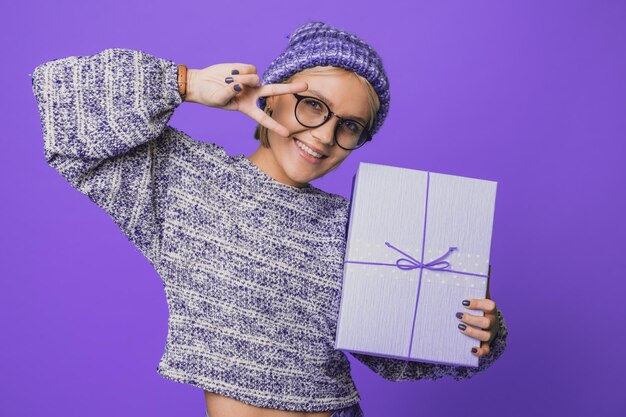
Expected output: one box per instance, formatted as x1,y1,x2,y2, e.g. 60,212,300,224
231,69,239,75
462,299,470,306
456,312,464,319
458,323,467,331
225,77,234,84
234,84,241,92
471,347,478,353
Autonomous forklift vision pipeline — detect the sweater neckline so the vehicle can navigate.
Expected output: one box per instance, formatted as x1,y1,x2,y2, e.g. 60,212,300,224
234,154,315,193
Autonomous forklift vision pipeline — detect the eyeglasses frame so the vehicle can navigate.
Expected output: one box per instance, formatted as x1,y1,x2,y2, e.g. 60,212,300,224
291,93,372,151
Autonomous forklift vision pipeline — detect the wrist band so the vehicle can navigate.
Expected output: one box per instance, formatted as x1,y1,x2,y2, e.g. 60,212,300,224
177,64,187,100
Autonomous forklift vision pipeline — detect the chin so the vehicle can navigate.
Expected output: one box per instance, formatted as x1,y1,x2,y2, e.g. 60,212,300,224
284,166,315,186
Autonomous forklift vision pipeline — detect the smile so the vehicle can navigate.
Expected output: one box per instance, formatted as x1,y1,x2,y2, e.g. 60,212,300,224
294,138,327,163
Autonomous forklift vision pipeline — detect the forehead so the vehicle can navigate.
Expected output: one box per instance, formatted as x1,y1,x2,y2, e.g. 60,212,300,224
291,70,371,123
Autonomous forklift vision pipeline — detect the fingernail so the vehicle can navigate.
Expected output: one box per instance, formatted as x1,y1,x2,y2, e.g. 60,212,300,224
456,312,464,319
462,299,470,306
471,347,478,353
458,323,467,331
234,84,241,92
231,69,239,75
225,77,234,84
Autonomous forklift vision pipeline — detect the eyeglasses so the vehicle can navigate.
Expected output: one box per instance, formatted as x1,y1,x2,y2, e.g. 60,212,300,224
292,93,372,151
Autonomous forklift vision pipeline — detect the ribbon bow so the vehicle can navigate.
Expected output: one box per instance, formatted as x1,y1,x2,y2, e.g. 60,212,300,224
385,242,458,271
344,241,486,278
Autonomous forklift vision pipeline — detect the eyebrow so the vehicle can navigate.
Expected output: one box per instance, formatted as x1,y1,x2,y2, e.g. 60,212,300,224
306,89,368,125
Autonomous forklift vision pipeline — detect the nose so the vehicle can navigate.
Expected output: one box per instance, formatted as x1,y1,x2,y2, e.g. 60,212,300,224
310,116,338,147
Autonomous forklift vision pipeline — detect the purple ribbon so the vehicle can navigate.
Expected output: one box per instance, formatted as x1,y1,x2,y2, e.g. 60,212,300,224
343,242,487,278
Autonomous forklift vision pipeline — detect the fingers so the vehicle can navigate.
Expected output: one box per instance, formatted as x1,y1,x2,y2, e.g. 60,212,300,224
256,81,309,98
226,63,258,74
243,105,291,138
210,73,261,110
457,317,491,344
237,81,308,137
456,311,492,343
216,66,307,136
460,298,498,333
224,73,261,88
471,341,492,357
220,78,304,138
222,74,260,98
462,297,497,315
457,298,499,356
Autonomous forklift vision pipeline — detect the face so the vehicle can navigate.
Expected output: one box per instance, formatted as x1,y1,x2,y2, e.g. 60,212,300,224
251,69,371,188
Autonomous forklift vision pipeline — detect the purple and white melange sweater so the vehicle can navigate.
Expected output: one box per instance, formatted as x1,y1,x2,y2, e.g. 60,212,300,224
31,47,508,413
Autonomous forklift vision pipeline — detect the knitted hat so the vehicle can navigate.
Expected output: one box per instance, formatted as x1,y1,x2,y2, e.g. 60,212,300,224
257,21,391,137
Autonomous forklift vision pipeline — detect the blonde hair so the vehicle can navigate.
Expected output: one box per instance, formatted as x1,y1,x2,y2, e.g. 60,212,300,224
253,66,380,148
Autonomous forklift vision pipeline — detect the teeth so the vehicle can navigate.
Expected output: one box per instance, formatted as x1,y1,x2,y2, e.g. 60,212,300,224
296,139,324,158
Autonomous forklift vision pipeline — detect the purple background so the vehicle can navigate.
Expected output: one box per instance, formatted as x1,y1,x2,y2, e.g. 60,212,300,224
3,1,625,416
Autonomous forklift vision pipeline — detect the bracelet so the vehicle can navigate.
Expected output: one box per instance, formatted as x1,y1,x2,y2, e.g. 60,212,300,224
177,64,187,100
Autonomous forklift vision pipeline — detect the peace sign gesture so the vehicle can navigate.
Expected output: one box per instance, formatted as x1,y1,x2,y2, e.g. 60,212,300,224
184,63,308,137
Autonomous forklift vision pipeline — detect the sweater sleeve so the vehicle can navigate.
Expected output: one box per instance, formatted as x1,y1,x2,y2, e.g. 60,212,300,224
349,308,508,382
31,47,184,265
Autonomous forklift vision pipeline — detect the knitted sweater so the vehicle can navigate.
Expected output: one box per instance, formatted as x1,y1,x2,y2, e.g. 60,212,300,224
31,48,509,413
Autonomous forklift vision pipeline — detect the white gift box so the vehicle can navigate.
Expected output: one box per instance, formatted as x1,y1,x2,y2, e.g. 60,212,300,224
335,162,498,367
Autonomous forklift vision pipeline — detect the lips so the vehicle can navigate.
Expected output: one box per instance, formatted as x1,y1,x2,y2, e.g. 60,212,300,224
294,137,328,157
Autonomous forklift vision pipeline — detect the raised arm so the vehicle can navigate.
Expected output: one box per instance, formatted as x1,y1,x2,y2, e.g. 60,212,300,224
349,308,508,382
31,47,186,265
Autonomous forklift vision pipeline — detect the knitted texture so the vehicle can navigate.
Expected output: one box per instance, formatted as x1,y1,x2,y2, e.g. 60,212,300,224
31,48,508,413
257,21,391,137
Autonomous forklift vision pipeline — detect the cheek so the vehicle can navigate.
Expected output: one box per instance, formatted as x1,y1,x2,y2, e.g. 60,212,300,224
273,107,298,127
270,114,306,140
326,151,351,169
334,149,352,162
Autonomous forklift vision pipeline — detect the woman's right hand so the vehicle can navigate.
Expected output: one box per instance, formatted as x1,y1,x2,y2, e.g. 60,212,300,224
185,63,308,138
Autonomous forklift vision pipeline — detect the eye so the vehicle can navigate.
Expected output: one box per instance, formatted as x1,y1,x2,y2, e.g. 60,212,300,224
304,99,322,110
342,120,360,133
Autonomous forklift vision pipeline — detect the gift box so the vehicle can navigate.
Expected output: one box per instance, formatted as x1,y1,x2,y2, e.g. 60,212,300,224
334,162,497,367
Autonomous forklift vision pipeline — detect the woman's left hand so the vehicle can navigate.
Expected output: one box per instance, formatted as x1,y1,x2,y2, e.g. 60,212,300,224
456,298,501,357
456,263,502,357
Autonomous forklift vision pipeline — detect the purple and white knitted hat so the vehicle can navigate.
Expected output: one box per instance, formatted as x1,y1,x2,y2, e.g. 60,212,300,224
257,21,391,137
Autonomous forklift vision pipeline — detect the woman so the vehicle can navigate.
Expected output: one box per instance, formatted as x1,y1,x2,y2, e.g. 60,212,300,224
32,21,507,417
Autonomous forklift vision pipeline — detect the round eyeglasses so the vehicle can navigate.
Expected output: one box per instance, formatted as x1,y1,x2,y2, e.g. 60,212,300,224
292,93,372,151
